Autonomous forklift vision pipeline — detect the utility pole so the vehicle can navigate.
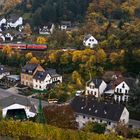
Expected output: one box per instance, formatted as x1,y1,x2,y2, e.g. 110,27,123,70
37,94,45,123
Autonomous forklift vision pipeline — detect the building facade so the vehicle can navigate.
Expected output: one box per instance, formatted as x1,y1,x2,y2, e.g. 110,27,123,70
21,64,44,87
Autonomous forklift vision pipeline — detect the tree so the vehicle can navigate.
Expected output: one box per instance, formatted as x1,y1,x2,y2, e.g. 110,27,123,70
83,122,106,134
128,76,140,112
23,23,32,36
29,57,40,64
72,71,83,88
36,36,47,44
96,49,107,64
43,105,77,129
25,52,33,60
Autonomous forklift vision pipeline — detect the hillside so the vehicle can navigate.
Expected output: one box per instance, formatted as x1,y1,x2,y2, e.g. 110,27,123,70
2,0,90,26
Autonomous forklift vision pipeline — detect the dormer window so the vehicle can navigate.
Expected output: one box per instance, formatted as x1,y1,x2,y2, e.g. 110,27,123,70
28,70,32,73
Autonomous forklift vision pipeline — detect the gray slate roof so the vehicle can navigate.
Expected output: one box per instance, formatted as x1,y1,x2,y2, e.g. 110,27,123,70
71,96,125,122
87,79,103,88
0,95,33,110
22,64,39,74
33,68,61,81
84,34,92,41
33,71,48,81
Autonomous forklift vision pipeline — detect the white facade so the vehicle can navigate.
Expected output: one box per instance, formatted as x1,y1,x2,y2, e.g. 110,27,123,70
2,104,36,118
8,17,23,28
33,74,62,91
60,25,67,30
114,81,130,102
76,107,129,130
86,81,107,97
0,33,5,42
5,33,13,41
83,36,98,48
39,24,55,35
0,18,6,27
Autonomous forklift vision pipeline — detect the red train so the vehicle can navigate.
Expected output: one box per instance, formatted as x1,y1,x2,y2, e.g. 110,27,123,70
0,43,47,50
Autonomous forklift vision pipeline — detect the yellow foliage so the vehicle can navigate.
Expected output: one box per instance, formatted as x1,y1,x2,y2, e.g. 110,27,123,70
25,52,33,60
2,45,14,57
29,57,40,64
36,36,47,44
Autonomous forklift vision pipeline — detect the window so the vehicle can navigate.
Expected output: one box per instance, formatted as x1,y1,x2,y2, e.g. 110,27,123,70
83,115,85,119
94,92,96,95
88,43,91,46
100,120,102,123
108,122,111,125
122,84,125,88
92,117,94,120
120,89,122,93
117,88,119,93
39,86,41,89
125,90,128,94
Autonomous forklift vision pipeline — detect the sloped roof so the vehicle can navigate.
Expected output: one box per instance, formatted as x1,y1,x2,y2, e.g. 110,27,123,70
71,96,125,122
87,78,103,88
0,95,32,108
46,68,61,78
33,71,48,81
124,77,136,89
22,64,39,74
84,34,92,41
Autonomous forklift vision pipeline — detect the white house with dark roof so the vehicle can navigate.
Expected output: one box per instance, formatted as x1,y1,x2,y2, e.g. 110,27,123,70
0,95,36,119
7,17,23,28
83,34,98,48
86,79,107,98
33,68,62,91
39,24,55,35
5,33,13,41
0,18,6,27
71,96,129,129
0,65,10,79
60,21,72,31
114,78,135,103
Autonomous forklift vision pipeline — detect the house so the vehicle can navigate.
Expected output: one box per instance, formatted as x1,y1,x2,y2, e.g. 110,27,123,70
39,24,55,35
103,72,135,103
5,33,13,41
86,79,107,98
71,96,129,129
33,68,62,91
0,65,10,79
0,18,6,27
0,33,5,42
0,95,36,119
114,78,135,103
21,64,44,88
60,21,72,30
83,34,98,48
7,17,23,28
